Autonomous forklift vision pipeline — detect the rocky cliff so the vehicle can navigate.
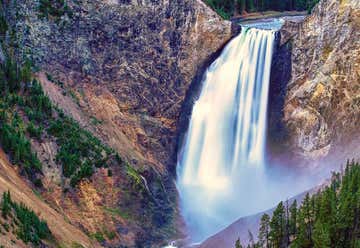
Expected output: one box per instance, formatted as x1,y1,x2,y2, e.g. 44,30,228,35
11,0,231,173
269,0,360,165
1,0,232,247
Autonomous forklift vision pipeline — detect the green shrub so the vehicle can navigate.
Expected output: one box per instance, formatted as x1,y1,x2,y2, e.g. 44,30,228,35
104,230,116,240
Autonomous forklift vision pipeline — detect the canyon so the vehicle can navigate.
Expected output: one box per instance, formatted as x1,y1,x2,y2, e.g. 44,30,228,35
0,0,358,247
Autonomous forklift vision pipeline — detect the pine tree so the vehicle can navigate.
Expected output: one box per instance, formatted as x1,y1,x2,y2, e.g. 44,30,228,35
1,190,12,219
4,58,20,93
246,0,255,12
238,0,246,13
235,237,243,248
294,194,315,247
270,202,286,248
259,213,270,248
313,220,330,248
284,200,291,246
289,200,297,237
258,162,360,248
20,60,32,84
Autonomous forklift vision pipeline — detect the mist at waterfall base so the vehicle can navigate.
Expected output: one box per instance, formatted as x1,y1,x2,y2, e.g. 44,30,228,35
176,21,316,243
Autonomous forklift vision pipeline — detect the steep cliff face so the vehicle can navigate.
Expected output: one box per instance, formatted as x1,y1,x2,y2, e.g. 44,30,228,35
2,0,232,246
12,0,231,173
270,0,359,164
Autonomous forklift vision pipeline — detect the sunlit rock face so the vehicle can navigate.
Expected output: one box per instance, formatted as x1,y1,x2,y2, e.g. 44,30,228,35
282,0,360,162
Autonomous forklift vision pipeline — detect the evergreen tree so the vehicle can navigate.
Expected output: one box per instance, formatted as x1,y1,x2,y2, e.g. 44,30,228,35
259,213,270,248
313,220,330,248
235,237,243,248
239,0,246,13
294,194,314,247
289,200,297,237
206,0,320,19
252,162,360,248
1,190,11,219
20,60,32,84
270,202,286,247
246,0,255,12
295,0,307,10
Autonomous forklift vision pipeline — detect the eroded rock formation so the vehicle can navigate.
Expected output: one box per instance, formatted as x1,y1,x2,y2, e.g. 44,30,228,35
283,0,360,161
269,0,359,165
3,0,232,246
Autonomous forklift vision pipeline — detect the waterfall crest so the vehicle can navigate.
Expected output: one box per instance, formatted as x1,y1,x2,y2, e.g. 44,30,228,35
177,25,277,242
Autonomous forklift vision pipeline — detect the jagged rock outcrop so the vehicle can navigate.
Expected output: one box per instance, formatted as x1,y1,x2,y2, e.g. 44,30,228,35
270,0,359,164
3,0,232,246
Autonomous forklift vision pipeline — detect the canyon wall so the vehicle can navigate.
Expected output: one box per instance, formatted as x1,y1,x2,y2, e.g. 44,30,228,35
284,0,359,161
2,0,358,246
12,0,232,173
270,0,359,165
3,0,232,246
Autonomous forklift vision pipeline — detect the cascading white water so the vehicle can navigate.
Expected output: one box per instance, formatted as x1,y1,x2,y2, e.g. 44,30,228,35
177,22,282,242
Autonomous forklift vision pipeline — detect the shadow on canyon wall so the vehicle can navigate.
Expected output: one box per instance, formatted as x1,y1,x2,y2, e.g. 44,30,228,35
267,31,293,166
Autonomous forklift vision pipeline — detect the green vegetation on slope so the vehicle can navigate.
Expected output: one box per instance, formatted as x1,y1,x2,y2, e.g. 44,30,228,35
204,0,320,19
0,60,43,180
235,160,360,248
0,56,121,187
0,9,175,246
0,191,53,246
48,114,115,187
0,4,121,186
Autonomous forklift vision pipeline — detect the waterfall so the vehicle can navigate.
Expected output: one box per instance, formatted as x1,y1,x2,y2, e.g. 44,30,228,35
177,23,281,242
